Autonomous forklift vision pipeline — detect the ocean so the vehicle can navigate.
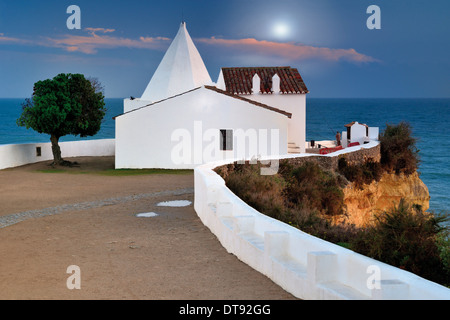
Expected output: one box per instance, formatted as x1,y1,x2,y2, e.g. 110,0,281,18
0,98,123,145
1,98,449,217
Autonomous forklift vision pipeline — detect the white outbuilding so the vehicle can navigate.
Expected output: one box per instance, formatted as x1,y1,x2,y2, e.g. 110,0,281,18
114,22,309,169
342,121,380,147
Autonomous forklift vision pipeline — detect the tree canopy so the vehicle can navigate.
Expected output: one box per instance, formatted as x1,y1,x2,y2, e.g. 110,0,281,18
17,73,106,165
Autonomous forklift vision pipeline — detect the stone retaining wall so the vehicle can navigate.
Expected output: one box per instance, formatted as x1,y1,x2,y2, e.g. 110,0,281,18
284,143,381,171
216,143,381,177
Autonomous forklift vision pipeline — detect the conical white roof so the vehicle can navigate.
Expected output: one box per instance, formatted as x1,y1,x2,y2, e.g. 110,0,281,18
141,22,212,102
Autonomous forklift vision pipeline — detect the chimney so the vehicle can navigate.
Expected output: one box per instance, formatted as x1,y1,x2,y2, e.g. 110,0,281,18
252,73,261,94
272,73,280,94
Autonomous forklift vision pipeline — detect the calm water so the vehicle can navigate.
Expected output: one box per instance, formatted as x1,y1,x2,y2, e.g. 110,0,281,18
1,98,449,216
0,98,123,145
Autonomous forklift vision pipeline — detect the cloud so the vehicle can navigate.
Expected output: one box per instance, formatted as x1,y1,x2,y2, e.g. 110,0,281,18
43,28,171,54
196,37,377,63
85,28,116,34
1,28,171,54
140,36,171,43
0,33,30,44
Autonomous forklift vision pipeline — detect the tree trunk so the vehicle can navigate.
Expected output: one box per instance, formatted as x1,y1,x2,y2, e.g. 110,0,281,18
50,134,63,165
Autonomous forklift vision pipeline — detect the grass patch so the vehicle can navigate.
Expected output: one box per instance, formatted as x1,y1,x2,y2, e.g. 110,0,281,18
36,169,67,174
35,168,193,176
98,169,194,176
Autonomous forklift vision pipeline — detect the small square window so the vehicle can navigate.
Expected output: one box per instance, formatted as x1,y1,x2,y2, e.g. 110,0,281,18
36,146,42,157
220,129,233,151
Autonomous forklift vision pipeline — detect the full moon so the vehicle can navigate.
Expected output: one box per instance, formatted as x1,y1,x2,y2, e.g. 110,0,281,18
273,23,290,38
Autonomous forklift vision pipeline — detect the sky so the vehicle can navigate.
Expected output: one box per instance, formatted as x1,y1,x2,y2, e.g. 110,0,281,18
0,0,449,98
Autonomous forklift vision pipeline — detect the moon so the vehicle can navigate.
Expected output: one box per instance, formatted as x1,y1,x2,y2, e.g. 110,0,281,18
273,23,290,38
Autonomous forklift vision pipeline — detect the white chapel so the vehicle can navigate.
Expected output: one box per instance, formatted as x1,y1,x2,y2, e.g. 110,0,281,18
114,22,309,169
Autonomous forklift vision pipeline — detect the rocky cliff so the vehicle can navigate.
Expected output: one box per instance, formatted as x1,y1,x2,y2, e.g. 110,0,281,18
340,171,430,227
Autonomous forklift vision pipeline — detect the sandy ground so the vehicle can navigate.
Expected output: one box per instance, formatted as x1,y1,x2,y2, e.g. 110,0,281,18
0,157,296,300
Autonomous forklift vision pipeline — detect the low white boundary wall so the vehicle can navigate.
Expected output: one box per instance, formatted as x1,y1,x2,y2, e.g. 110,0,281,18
0,139,115,170
194,142,450,300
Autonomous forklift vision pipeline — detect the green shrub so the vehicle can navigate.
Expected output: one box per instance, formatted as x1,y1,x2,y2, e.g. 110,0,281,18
437,229,450,278
380,122,419,175
280,161,345,216
223,162,286,220
338,157,383,189
220,161,353,244
350,199,450,285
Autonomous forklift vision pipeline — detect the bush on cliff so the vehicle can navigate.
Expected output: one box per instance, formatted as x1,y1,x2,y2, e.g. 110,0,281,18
350,199,450,286
380,122,419,175
279,161,346,217
437,230,450,280
223,162,286,221
338,157,383,189
218,161,356,245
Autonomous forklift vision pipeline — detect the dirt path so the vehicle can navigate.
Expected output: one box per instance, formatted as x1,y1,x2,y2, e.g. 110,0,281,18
0,157,296,300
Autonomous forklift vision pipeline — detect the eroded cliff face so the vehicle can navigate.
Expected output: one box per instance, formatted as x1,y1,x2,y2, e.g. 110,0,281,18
340,171,430,227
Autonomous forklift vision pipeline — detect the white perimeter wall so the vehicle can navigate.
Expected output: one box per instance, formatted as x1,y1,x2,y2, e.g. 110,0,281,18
0,139,115,170
194,141,450,300
115,87,289,169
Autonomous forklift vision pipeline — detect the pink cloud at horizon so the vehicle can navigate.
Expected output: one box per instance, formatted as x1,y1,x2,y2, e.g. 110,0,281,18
45,28,171,54
0,33,31,45
196,37,378,63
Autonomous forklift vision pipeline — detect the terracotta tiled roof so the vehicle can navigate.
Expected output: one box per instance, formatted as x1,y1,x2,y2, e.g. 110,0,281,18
204,86,292,118
221,67,309,95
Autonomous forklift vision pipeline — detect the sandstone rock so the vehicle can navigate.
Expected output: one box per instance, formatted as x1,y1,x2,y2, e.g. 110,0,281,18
341,171,430,227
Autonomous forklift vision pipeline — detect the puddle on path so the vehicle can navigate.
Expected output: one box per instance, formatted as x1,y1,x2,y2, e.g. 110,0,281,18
136,212,159,218
135,200,192,218
156,200,192,207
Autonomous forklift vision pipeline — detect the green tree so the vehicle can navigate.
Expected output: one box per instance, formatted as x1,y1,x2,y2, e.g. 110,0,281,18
17,73,106,166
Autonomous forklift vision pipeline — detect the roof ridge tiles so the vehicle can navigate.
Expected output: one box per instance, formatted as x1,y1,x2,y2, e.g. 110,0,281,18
220,66,309,95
